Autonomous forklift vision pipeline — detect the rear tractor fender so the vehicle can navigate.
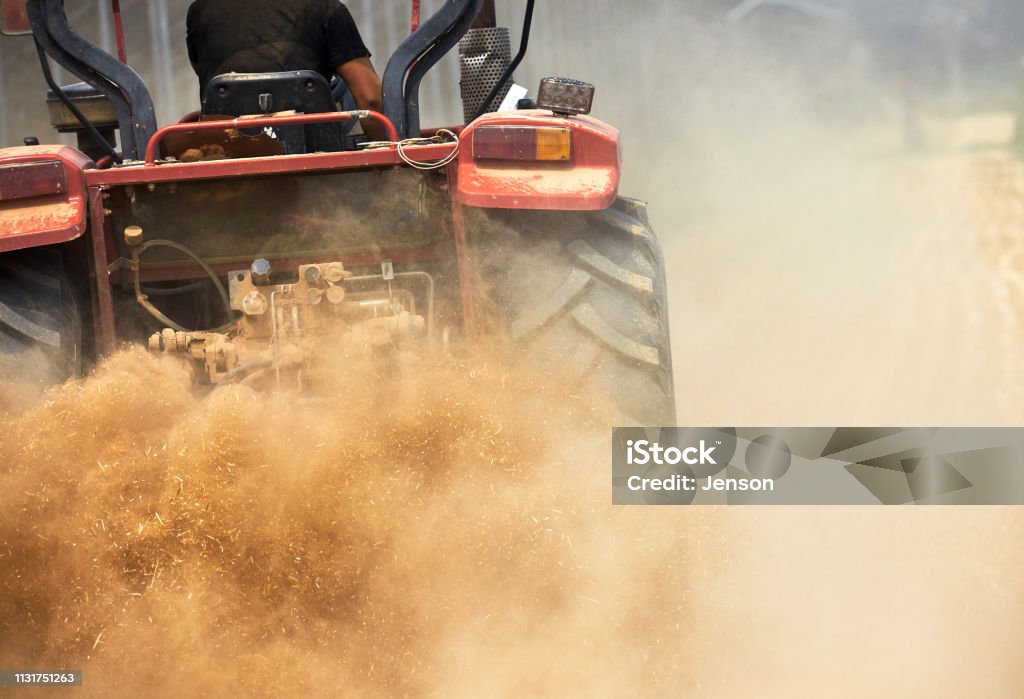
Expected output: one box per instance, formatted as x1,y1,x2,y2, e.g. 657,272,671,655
456,110,620,211
0,144,91,253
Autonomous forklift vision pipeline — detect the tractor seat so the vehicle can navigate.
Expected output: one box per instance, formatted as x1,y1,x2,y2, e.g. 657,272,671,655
201,70,354,154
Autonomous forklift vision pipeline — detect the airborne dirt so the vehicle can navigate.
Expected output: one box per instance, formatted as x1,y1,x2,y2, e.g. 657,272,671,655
0,347,726,697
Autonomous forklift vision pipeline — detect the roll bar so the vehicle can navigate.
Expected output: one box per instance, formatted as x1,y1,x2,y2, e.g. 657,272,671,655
382,0,485,139
26,0,156,160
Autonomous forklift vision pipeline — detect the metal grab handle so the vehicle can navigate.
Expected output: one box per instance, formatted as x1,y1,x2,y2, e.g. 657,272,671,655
143,110,400,165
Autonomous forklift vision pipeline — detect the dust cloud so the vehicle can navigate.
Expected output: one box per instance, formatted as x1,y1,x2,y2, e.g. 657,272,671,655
5,4,1024,697
647,13,1024,698
0,347,724,697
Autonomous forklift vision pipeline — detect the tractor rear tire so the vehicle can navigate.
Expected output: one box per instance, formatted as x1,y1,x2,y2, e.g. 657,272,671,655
480,197,676,425
0,247,82,410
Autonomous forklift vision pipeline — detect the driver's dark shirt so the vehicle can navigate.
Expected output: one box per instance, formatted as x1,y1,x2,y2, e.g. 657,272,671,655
186,0,370,94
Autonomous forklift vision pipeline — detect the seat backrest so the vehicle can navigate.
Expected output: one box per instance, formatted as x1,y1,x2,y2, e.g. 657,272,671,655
201,70,348,154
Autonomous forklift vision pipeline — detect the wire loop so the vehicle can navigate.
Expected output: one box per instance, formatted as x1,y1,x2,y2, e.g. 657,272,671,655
361,129,460,170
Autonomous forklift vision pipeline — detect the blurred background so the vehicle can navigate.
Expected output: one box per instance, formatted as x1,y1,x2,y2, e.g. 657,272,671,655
4,1,1024,193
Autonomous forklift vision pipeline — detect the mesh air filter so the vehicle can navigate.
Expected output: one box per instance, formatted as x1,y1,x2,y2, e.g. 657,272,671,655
458,27,514,123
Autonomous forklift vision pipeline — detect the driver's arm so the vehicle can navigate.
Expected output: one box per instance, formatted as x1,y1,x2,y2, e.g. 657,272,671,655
337,57,385,141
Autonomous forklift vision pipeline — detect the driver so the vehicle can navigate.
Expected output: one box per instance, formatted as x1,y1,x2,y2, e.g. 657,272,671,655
186,0,385,139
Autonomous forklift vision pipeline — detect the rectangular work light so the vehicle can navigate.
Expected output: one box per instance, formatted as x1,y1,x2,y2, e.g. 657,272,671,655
536,77,595,116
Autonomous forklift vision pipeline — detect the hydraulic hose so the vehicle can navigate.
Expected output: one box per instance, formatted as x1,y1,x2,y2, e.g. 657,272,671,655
129,238,234,332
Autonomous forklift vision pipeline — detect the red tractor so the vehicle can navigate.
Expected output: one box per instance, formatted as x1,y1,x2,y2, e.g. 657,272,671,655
0,0,674,424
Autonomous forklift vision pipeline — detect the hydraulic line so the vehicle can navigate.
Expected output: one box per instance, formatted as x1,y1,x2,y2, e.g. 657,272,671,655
140,279,210,297
129,238,233,332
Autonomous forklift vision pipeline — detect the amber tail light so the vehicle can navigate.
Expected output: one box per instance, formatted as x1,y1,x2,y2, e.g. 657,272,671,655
472,126,572,162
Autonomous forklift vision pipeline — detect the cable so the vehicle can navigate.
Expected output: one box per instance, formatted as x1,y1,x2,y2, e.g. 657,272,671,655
398,129,461,169
130,238,235,332
140,279,210,297
140,240,232,317
219,358,273,385
360,129,460,170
